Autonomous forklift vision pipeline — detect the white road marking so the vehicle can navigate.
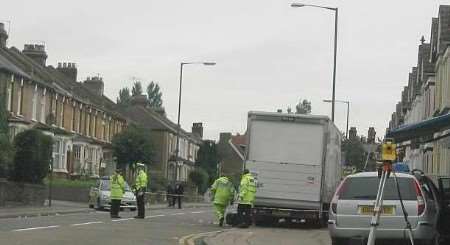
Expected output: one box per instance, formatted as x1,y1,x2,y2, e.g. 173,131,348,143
71,221,104,226
191,211,206,214
170,212,185,216
145,214,165,219
13,225,60,232
112,218,135,222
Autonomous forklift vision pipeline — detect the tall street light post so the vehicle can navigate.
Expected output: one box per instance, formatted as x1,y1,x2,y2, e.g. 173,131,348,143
291,3,338,122
174,62,216,182
324,99,349,139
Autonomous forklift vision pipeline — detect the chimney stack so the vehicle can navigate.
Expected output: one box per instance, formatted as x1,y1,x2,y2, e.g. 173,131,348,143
22,44,48,66
192,122,203,139
154,107,166,117
83,76,104,96
0,23,8,48
349,127,357,141
130,94,148,107
57,62,78,82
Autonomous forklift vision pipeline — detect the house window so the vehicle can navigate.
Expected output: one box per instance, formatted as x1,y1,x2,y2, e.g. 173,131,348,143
54,95,58,125
78,105,83,134
53,140,61,170
92,113,97,138
18,78,24,115
102,115,106,141
40,88,46,123
32,84,38,121
86,112,91,136
7,75,14,112
61,97,65,128
72,102,76,132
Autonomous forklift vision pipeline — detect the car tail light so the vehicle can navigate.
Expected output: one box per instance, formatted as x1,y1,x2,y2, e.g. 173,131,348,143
413,180,425,216
331,179,347,214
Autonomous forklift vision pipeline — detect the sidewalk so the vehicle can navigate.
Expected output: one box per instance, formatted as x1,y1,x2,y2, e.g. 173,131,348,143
0,200,211,219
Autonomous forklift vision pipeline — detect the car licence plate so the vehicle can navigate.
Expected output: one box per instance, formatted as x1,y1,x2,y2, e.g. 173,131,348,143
358,205,395,215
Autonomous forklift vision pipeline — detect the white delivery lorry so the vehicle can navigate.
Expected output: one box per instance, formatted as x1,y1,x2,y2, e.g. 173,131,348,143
245,111,342,225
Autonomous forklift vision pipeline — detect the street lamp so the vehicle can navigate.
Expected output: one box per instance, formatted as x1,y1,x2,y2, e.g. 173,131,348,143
291,2,339,122
323,99,349,138
174,61,216,182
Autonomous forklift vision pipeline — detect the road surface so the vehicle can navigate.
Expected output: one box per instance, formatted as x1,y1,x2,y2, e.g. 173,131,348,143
0,206,219,245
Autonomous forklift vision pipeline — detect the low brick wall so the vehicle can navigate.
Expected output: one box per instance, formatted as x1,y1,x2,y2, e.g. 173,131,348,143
0,179,47,206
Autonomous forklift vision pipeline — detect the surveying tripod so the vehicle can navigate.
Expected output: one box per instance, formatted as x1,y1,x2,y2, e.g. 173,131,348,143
366,140,414,245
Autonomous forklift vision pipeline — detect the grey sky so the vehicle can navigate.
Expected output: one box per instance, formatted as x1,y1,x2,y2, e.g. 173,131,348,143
2,0,447,140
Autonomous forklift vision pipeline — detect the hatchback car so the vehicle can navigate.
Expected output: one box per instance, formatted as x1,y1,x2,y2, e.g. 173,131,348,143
88,177,137,211
328,171,441,245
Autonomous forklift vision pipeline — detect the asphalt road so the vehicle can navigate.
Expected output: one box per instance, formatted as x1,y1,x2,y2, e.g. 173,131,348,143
203,223,331,245
0,206,221,245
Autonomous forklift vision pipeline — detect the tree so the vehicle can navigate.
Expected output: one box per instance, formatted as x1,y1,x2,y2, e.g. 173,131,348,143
195,141,219,186
0,94,13,178
342,137,365,170
117,88,131,106
296,99,312,114
146,81,163,108
111,124,154,169
188,168,209,194
11,129,52,184
132,81,143,96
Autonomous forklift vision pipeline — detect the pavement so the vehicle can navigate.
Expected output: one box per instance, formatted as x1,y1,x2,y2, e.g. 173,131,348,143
0,200,211,219
0,203,217,245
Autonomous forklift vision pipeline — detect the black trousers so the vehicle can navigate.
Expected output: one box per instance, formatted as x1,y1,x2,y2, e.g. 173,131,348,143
175,195,182,209
136,194,145,218
237,204,252,227
110,199,121,217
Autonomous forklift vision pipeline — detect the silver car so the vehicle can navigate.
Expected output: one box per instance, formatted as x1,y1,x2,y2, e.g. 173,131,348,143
328,171,440,245
88,177,137,211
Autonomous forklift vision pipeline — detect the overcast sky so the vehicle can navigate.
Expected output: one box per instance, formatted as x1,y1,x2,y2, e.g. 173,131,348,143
2,0,448,140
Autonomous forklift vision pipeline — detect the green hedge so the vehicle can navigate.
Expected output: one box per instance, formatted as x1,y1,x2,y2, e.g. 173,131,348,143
43,178,97,188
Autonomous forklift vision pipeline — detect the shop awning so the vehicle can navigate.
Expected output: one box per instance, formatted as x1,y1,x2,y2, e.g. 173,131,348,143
386,113,450,142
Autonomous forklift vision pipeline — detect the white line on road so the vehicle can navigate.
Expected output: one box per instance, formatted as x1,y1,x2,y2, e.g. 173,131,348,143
13,225,60,232
145,214,166,219
71,221,104,226
170,212,185,216
112,218,135,222
191,211,206,214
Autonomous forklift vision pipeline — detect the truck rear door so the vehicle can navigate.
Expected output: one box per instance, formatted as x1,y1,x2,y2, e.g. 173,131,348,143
247,118,326,208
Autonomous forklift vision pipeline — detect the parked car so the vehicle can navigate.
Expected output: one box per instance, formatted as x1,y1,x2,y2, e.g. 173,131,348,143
328,171,445,245
88,176,137,211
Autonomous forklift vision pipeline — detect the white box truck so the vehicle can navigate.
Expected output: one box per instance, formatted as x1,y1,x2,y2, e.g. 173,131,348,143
245,111,342,225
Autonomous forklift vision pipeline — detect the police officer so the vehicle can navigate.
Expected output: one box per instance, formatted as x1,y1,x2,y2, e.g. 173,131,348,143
133,163,148,219
211,175,235,226
174,182,184,209
237,169,256,228
167,183,175,207
110,168,125,218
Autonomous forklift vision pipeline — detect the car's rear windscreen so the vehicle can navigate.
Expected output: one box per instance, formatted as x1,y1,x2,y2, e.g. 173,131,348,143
101,180,131,191
340,177,417,200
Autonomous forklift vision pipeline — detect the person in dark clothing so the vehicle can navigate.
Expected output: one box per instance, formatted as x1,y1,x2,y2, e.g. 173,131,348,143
174,182,184,209
167,183,174,207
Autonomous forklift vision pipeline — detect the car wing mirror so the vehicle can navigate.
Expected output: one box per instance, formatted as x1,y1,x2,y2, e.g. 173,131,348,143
438,177,450,202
